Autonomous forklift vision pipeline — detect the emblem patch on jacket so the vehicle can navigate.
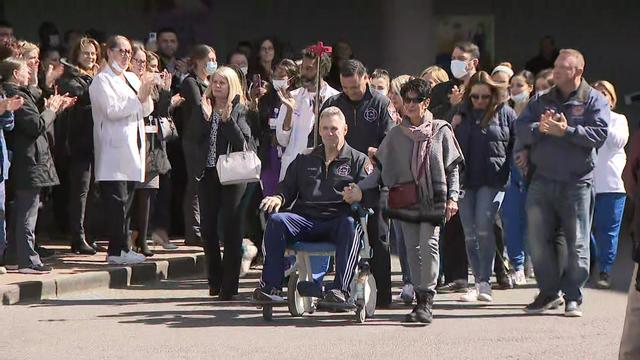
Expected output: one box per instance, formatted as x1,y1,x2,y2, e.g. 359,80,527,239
336,163,351,176
364,107,378,122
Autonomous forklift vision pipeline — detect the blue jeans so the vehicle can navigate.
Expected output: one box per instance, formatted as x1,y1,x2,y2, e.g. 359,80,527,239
591,192,626,274
501,167,527,271
391,219,412,284
526,177,592,303
459,187,505,284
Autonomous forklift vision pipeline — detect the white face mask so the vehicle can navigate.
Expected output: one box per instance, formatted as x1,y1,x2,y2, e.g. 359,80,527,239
240,66,248,75
272,79,288,91
450,59,469,79
111,60,127,74
511,91,529,103
205,61,217,75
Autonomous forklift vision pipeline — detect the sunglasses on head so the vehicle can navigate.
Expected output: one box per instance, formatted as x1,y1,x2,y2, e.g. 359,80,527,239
403,96,426,104
470,94,491,100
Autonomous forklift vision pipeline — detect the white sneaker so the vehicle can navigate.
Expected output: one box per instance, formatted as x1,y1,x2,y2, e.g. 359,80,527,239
107,250,146,265
513,269,527,286
239,239,258,277
0,266,6,274
398,283,415,303
459,286,479,302
477,282,493,302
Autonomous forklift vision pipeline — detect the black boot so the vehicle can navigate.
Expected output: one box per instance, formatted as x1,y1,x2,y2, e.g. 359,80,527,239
407,289,433,324
71,238,97,255
134,232,154,257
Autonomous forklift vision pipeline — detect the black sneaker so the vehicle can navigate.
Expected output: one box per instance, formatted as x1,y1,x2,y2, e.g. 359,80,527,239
406,290,433,324
596,272,611,289
18,264,53,274
524,293,564,314
437,280,468,293
35,245,55,259
252,287,285,303
323,289,348,304
496,273,514,290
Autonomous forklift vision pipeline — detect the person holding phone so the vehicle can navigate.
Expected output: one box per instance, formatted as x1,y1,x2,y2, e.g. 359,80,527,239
197,66,253,300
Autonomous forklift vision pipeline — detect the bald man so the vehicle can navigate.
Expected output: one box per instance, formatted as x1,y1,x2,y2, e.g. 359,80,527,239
516,48,609,316
254,107,374,305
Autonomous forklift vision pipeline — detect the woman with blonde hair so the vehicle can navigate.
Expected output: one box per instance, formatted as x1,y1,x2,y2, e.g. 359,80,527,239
419,66,449,89
591,80,628,289
198,66,253,300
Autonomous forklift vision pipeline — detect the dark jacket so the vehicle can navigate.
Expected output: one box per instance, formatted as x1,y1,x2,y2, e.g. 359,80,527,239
277,143,371,220
320,85,393,154
191,101,254,179
57,67,94,161
516,79,609,183
177,74,209,176
3,82,59,189
455,103,516,190
428,79,463,121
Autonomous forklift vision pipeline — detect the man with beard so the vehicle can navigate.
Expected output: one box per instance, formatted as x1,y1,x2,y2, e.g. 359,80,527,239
275,46,339,179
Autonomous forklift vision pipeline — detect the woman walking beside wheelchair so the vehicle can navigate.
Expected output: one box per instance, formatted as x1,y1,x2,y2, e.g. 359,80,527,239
346,78,464,324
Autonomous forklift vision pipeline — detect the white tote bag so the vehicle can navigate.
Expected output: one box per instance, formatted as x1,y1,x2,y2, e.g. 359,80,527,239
216,143,261,185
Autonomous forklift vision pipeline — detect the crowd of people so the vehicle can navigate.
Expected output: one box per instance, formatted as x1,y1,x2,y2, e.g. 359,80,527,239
0,20,637,332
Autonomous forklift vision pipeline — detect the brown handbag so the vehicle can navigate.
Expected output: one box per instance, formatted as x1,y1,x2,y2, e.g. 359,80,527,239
388,152,429,209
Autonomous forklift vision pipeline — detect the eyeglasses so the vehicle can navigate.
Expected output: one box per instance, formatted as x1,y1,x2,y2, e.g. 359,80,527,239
131,58,147,65
470,94,491,100
402,96,426,104
113,48,132,57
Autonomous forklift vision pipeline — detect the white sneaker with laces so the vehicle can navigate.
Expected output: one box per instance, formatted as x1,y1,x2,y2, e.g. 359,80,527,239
477,282,493,302
107,250,146,265
513,269,527,286
240,239,258,277
459,286,479,302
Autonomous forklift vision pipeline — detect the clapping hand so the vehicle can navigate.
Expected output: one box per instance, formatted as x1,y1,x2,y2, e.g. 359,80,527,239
0,95,24,114
201,96,213,120
449,85,464,106
540,110,568,137
276,88,295,111
45,63,64,88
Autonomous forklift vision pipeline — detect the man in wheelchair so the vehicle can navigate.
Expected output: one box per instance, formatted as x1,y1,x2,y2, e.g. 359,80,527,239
253,107,374,305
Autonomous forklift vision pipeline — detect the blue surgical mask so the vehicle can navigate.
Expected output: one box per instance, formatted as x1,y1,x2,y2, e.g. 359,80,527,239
450,59,469,79
205,61,217,75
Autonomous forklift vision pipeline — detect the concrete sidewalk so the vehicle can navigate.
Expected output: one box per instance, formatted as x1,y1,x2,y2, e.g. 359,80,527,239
0,240,206,305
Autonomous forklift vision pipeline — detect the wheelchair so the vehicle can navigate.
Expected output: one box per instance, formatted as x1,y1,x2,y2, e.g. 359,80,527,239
258,203,377,323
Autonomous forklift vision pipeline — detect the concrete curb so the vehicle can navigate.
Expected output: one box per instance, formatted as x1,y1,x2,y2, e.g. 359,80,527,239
0,253,206,305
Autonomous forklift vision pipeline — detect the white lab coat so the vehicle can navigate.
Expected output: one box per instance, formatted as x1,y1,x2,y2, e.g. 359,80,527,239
89,67,153,182
275,83,339,181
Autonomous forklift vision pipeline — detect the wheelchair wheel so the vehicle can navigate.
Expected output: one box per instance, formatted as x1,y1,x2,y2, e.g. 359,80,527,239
287,273,305,317
262,305,273,321
356,306,366,323
364,273,377,318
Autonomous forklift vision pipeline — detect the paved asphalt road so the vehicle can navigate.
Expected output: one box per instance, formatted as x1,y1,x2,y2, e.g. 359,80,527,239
0,255,632,360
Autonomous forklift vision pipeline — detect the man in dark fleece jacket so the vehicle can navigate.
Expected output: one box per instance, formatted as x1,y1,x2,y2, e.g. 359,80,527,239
516,49,609,317
253,107,373,305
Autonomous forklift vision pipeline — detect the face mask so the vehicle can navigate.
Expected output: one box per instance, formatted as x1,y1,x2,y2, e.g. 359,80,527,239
240,66,248,75
450,59,469,79
205,61,217,75
111,60,127,74
272,79,288,91
49,34,60,47
511,91,529,103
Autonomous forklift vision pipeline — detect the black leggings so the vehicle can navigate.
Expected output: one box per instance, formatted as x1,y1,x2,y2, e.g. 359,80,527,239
131,188,156,245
